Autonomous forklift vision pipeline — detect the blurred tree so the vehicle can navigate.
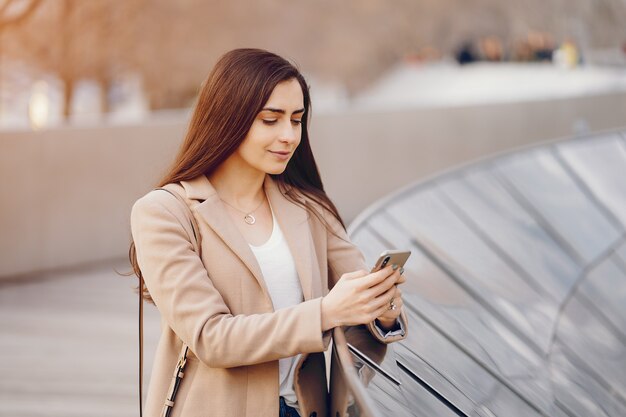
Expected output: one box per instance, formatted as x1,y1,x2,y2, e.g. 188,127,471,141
2,0,143,119
103,0,626,108
0,0,43,117
0,0,42,29
2,0,625,114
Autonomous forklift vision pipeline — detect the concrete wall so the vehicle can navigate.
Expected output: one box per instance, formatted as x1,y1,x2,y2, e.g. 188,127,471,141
2,92,626,278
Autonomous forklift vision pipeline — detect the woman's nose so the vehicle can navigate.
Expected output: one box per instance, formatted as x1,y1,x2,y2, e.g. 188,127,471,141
279,122,298,143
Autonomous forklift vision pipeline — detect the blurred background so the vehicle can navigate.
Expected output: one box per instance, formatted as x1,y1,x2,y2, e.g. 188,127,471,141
0,0,625,415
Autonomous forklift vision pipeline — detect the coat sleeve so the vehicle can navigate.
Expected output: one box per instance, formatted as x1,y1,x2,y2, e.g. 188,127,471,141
131,191,329,369
321,203,408,344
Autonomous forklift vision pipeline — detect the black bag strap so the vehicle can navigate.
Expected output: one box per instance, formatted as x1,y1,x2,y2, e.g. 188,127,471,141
139,185,201,417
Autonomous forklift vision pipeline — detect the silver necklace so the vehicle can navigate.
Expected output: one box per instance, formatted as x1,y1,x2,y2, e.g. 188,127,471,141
221,194,266,225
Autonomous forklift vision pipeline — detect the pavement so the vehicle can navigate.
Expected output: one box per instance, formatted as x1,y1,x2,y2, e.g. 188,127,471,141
352,61,626,111
0,259,160,417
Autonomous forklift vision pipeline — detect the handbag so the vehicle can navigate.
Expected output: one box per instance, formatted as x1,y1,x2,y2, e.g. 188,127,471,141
139,185,202,417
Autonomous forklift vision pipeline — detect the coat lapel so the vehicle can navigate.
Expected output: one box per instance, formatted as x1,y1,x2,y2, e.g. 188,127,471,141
180,174,314,305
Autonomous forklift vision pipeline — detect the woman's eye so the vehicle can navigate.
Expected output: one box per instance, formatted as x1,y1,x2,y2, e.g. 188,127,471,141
262,119,301,126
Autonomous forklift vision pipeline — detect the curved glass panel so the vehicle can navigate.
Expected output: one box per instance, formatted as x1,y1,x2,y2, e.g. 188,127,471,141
556,134,626,228
438,168,580,302
495,150,620,263
343,128,626,417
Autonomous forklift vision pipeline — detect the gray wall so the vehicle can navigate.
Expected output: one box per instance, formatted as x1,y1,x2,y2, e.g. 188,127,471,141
2,92,626,278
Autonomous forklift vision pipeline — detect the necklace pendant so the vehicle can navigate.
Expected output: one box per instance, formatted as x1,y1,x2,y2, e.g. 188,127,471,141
244,214,256,225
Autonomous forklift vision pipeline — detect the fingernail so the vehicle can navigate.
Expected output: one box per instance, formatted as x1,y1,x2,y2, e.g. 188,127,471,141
400,267,404,275
392,264,398,270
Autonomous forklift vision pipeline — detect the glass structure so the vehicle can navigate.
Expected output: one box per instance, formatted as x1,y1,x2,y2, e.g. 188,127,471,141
332,129,626,417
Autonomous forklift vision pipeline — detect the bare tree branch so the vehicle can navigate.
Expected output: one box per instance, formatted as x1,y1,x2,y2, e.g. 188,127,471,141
0,0,42,29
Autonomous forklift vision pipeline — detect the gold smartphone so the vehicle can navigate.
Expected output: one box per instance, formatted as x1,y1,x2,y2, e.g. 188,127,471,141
370,249,412,272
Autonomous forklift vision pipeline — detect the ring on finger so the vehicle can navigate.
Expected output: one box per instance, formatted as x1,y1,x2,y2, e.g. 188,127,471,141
389,297,397,310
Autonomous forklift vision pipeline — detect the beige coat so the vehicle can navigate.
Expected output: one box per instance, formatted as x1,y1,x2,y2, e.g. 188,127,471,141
130,174,408,417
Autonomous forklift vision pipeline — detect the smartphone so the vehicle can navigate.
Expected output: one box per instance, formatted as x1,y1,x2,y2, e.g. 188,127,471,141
370,249,411,272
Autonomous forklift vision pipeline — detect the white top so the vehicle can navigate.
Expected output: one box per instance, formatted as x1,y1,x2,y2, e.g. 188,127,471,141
248,205,303,411
248,203,405,413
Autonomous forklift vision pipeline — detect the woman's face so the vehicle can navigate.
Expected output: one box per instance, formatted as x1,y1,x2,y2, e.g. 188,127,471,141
236,78,305,175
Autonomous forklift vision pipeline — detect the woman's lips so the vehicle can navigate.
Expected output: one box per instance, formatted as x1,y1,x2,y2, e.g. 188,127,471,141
269,150,291,161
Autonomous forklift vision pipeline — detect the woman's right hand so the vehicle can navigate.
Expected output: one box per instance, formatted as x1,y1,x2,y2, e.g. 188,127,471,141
321,265,404,331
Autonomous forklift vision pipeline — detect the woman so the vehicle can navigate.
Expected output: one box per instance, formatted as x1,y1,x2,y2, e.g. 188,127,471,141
129,48,408,417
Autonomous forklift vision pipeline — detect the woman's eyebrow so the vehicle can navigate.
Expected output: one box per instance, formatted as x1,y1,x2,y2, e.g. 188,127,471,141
261,107,305,114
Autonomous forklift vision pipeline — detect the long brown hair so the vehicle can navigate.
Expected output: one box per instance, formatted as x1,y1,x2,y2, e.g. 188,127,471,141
129,48,345,302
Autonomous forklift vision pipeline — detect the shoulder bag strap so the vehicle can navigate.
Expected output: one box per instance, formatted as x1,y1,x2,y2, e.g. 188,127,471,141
139,185,201,417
